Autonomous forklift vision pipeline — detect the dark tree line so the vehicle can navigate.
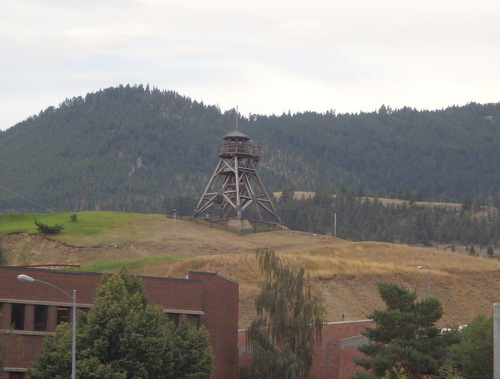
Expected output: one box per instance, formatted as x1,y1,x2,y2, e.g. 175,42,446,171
275,186,500,248
158,186,500,248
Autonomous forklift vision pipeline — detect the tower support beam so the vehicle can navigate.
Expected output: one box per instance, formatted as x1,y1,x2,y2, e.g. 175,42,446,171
193,131,281,224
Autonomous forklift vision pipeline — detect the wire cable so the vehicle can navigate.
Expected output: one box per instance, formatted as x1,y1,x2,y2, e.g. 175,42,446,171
0,183,59,212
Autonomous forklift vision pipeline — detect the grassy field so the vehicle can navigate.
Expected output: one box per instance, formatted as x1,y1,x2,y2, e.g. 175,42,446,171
80,254,194,272
2,211,500,328
0,211,166,246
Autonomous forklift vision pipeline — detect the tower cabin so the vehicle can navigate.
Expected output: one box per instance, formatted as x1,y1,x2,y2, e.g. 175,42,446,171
193,131,281,224
216,130,261,162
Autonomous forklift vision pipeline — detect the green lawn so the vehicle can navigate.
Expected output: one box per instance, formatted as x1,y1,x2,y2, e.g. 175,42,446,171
0,211,194,271
81,255,194,273
0,211,163,245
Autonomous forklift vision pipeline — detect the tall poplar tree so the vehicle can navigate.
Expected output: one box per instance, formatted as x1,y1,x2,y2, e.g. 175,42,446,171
242,249,325,379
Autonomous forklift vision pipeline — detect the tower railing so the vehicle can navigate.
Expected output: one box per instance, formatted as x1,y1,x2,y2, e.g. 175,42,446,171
217,143,261,158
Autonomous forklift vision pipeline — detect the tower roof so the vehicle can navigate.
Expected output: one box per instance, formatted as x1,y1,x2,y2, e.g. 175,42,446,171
222,130,250,140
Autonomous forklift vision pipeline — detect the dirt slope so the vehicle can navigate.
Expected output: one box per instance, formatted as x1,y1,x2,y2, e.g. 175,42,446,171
2,216,500,329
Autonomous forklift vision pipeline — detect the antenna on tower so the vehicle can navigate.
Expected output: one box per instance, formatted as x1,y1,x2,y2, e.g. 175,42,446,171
235,106,239,130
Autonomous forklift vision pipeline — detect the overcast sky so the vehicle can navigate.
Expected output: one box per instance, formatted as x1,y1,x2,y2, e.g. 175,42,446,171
1,0,500,131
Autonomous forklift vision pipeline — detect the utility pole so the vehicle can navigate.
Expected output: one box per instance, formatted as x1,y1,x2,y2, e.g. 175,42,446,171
334,210,337,237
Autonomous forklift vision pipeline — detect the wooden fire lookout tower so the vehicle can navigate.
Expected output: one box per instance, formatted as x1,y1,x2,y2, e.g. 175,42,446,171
193,131,281,224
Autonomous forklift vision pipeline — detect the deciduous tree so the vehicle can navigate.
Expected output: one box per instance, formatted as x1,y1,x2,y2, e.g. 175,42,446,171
29,269,213,379
242,249,325,379
171,321,214,379
449,314,493,379
0,317,4,375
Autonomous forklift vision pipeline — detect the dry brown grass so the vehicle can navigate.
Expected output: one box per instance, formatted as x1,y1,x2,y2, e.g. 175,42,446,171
3,215,500,329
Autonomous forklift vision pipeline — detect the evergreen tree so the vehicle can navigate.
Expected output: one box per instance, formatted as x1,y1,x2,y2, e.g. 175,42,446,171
314,182,334,207
461,194,472,211
242,249,325,379
487,246,494,257
279,185,296,204
354,283,455,378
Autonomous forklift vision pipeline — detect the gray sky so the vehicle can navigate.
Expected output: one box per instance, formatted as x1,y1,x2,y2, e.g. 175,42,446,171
2,0,500,131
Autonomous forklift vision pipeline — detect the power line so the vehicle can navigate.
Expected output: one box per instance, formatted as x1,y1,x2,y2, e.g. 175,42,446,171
0,183,59,212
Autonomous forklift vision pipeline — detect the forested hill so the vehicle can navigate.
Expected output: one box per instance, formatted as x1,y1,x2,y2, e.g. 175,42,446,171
1,84,500,213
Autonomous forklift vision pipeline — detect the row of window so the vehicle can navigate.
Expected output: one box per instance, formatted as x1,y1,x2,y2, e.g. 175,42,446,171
7,303,71,332
2,303,200,332
2,305,200,379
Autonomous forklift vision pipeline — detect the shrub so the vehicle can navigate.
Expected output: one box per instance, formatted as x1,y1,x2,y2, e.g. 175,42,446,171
34,220,64,235
70,214,77,222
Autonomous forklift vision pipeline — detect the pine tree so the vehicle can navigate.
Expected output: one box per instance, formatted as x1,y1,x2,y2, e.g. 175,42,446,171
487,246,494,257
354,283,455,378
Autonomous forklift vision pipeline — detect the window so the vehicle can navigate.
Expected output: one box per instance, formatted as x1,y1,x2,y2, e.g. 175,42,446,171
9,372,25,379
167,313,179,327
34,305,48,331
11,304,25,330
186,314,200,328
56,307,70,324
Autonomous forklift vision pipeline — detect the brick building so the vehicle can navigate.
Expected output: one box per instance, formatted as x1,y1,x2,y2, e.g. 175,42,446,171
309,320,373,378
238,319,373,379
0,266,239,379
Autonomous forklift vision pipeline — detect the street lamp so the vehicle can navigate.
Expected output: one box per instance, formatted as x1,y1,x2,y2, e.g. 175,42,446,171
417,265,431,298
18,274,77,379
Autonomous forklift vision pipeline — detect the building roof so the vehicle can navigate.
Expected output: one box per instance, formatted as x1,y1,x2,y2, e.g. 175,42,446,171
222,130,250,140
